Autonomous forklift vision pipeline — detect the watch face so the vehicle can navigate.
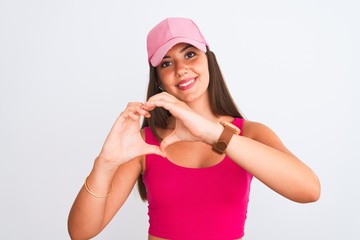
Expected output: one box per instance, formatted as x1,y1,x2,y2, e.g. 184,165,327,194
216,141,227,151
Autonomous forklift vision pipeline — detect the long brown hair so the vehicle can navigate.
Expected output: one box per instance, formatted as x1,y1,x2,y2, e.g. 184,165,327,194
137,47,244,201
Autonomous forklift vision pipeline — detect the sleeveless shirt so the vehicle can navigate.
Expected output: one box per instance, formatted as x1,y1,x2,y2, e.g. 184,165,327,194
142,118,252,240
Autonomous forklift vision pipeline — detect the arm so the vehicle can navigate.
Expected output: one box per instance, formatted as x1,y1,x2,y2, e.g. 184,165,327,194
203,120,320,203
145,93,320,203
223,121,321,203
68,102,164,240
67,157,142,240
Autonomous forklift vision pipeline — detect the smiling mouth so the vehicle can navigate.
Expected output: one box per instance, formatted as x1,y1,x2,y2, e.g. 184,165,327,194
178,79,195,88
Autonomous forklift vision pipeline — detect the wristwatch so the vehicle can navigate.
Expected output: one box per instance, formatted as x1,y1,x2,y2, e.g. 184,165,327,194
211,121,240,154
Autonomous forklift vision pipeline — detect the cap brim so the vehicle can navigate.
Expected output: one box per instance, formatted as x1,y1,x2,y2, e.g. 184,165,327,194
149,37,207,67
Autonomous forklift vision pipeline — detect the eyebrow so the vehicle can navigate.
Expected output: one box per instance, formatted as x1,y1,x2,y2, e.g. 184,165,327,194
180,44,194,53
162,44,194,59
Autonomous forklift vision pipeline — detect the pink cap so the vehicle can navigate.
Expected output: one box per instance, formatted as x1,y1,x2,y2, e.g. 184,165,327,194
147,18,208,67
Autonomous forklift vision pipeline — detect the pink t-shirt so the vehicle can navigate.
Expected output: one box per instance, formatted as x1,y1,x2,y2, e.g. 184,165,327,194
143,118,252,240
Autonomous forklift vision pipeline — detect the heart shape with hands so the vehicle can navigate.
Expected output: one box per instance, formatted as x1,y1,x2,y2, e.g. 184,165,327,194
99,92,217,166
144,92,212,151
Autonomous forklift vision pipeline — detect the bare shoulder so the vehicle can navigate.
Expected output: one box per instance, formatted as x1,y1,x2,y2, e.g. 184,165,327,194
242,120,274,140
242,120,294,155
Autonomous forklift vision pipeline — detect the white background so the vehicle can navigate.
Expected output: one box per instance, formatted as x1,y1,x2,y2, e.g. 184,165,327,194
0,0,358,239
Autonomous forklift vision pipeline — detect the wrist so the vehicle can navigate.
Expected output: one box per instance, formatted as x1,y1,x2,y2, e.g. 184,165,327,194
202,121,224,146
211,121,241,155
92,156,119,179
85,157,118,196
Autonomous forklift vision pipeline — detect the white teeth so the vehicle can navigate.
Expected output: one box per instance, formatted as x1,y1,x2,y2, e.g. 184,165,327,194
179,79,194,87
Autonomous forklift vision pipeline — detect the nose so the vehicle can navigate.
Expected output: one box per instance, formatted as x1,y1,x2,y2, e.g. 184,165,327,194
175,61,188,78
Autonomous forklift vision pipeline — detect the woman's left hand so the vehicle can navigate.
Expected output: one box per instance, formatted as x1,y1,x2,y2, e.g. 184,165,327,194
144,92,217,151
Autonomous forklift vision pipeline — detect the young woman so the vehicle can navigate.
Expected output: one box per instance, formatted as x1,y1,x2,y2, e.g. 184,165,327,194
68,17,320,240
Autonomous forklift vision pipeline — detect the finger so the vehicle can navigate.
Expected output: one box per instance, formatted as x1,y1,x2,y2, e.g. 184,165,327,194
147,92,177,103
147,99,187,119
144,145,167,158
135,104,151,118
124,103,151,120
143,102,156,111
147,101,173,117
145,99,173,111
127,111,140,121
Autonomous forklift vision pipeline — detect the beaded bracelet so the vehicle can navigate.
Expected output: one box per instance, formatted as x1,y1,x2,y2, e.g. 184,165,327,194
84,177,112,198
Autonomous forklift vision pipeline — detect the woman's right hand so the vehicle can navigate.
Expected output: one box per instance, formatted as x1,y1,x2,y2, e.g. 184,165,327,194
68,102,160,240
97,102,165,167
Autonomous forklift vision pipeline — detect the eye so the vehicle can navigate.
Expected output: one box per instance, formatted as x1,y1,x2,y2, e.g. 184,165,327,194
185,51,196,59
160,61,172,68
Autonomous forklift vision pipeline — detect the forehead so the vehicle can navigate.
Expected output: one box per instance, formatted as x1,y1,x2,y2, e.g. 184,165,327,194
165,43,198,55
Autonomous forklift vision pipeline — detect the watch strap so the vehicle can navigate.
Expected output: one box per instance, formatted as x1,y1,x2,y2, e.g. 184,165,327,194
211,121,240,154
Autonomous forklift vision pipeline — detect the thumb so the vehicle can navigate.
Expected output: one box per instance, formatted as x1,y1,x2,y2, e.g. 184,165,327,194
160,133,180,152
145,144,167,158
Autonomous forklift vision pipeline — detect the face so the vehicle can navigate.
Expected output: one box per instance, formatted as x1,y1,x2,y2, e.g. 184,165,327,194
156,43,210,104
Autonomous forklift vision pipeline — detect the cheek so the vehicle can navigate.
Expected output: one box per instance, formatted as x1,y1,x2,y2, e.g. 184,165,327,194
195,56,210,79
198,65,210,83
157,71,172,86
